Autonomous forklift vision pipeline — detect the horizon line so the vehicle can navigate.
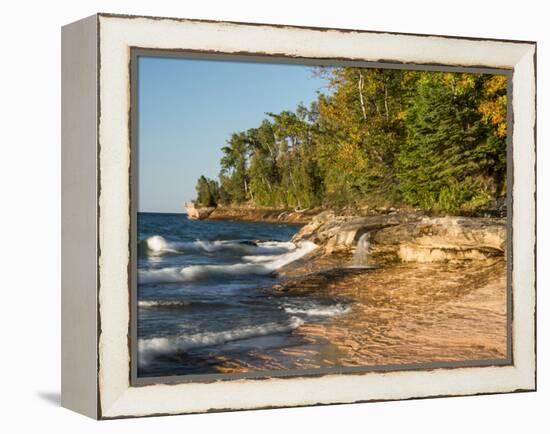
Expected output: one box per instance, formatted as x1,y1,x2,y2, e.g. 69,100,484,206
139,210,187,214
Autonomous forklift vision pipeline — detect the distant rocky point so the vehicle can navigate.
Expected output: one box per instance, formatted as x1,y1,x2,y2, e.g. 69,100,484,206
184,202,215,220
201,204,319,224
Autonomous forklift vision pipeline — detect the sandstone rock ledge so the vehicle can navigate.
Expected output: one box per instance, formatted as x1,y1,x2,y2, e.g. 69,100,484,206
292,211,506,264
185,202,215,220
207,205,320,224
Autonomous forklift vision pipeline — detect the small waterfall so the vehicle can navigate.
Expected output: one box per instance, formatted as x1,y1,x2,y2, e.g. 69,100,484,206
352,232,371,267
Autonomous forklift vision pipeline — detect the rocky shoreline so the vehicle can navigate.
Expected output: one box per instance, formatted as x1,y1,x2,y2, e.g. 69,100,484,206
180,205,508,370
190,204,506,265
272,210,508,369
291,210,506,264
187,203,321,224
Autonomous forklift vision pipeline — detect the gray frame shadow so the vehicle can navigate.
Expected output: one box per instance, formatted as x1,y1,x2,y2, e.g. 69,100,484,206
129,48,514,387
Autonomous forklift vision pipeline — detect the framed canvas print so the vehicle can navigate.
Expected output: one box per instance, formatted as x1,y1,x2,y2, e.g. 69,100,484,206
61,13,536,419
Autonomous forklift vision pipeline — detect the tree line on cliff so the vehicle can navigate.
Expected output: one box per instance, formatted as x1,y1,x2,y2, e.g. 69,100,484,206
195,67,507,214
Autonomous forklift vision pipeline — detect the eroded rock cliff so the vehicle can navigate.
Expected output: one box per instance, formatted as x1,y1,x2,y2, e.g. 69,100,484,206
292,211,506,264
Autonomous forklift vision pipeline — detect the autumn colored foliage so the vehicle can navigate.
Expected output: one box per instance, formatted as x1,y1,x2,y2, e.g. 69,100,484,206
195,67,507,214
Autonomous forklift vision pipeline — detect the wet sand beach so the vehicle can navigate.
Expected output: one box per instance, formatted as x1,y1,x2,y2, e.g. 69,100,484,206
212,257,507,373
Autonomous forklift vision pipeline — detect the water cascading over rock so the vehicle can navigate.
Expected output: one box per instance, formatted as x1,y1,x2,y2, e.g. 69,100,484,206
352,232,371,267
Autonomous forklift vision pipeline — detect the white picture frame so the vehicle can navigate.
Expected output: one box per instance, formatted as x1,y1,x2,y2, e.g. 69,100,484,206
61,13,536,419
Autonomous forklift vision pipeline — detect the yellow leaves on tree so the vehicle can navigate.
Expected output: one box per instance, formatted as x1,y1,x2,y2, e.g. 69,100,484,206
478,75,508,138
337,141,368,173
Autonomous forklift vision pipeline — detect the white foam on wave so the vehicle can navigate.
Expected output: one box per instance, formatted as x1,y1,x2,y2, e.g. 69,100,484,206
138,316,304,365
138,300,189,308
241,253,279,263
144,235,178,254
256,241,296,251
142,235,296,256
139,241,317,284
283,302,351,317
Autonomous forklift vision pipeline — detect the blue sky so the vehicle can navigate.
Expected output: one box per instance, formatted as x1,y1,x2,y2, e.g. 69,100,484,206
138,56,329,213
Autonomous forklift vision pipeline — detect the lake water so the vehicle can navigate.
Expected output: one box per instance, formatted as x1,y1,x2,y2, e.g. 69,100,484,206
137,212,352,377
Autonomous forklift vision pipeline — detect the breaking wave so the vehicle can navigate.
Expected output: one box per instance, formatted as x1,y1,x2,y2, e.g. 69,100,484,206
283,302,351,317
139,235,296,256
138,241,317,284
139,316,304,364
138,300,230,310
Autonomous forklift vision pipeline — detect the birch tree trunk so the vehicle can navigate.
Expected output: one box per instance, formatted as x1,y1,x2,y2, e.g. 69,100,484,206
358,71,367,121
384,81,390,121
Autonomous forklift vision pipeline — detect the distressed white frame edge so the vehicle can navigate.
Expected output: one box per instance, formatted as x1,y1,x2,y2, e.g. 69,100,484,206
95,14,535,419
61,14,99,419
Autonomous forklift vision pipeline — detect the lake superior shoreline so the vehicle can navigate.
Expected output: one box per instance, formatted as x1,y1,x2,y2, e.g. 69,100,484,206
186,203,320,224
181,205,508,372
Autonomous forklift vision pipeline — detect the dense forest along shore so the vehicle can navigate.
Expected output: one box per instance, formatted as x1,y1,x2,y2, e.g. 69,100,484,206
192,69,507,218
